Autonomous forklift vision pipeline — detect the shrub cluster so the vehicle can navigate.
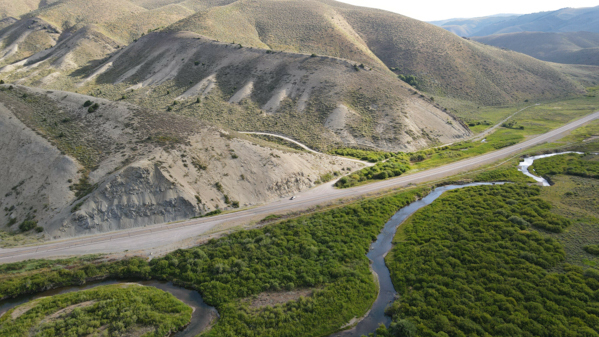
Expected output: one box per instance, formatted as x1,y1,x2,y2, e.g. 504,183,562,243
0,284,191,337
336,158,410,188
385,184,599,336
531,153,599,180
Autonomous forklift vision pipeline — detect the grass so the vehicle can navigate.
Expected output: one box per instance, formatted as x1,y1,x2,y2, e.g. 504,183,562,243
531,153,599,179
0,284,192,337
0,255,104,276
0,231,44,248
455,93,599,135
539,175,599,269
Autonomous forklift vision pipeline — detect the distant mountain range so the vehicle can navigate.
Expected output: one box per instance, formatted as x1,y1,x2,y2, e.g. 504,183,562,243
432,6,599,66
432,6,599,37
473,31,599,66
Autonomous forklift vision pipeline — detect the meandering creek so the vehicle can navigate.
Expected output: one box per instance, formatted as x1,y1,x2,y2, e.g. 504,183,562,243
1,153,584,336
517,152,584,186
330,183,498,336
0,280,217,336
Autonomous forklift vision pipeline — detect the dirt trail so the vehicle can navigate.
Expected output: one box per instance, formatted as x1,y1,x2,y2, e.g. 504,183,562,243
240,132,375,166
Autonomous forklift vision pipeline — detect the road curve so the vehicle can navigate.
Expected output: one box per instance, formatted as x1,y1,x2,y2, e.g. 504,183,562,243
240,132,320,153
240,131,374,166
1,111,598,263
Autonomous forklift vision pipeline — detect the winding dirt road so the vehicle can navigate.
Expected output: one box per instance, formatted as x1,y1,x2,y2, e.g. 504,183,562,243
1,111,597,263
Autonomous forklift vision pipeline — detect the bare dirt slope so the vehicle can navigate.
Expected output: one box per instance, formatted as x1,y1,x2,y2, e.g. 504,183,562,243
0,85,362,239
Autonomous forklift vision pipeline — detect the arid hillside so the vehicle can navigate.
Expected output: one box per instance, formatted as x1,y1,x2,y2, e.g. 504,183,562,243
0,0,590,107
473,32,599,66
1,31,472,151
0,85,363,239
165,0,587,105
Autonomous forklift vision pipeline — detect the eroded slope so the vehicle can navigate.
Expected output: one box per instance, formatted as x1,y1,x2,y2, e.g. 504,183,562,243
0,85,361,239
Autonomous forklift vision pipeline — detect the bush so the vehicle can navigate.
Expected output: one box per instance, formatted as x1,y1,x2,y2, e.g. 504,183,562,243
83,100,93,107
87,103,100,113
6,217,17,227
390,319,417,337
583,244,599,256
398,74,420,89
386,184,597,336
19,220,37,232
35,226,44,233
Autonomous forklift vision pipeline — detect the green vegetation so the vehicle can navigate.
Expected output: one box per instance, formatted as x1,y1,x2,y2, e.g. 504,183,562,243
456,94,599,135
70,174,98,200
334,129,524,187
87,102,100,113
0,187,430,337
584,245,599,256
537,173,599,269
397,74,420,89
471,166,535,184
18,220,37,232
330,148,396,163
336,157,410,188
0,284,192,337
531,153,599,180
384,184,599,336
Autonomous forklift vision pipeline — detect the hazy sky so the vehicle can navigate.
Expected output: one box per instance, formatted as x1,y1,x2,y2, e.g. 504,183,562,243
336,0,599,21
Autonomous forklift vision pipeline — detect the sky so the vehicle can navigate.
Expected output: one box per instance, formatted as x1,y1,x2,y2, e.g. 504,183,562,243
336,0,599,21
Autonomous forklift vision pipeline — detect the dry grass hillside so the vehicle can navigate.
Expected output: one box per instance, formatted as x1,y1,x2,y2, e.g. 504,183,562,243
0,17,60,66
84,32,471,151
473,32,599,66
0,0,591,107
168,0,383,67
0,28,471,151
163,0,586,105
333,5,586,105
0,84,362,239
0,0,59,19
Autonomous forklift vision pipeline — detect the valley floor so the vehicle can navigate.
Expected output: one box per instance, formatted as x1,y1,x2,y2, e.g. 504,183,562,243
1,111,597,263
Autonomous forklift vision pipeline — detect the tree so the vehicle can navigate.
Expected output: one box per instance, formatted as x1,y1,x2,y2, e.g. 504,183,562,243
390,320,417,337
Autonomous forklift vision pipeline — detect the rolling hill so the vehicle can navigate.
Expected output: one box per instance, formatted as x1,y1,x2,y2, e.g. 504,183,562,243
0,84,362,238
433,6,599,37
473,31,599,66
0,0,594,153
430,14,518,37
